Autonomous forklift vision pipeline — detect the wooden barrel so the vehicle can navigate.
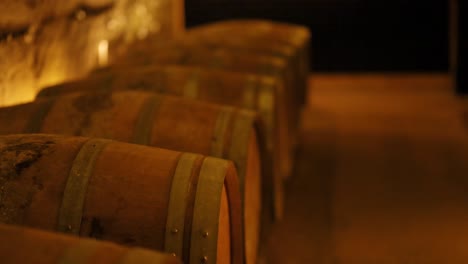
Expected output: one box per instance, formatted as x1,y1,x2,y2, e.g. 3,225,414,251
131,37,301,151
114,40,298,179
37,65,291,190
0,134,241,264
0,91,268,264
185,20,311,148
184,28,305,111
189,20,310,52
0,223,181,264
124,38,296,127
188,19,311,107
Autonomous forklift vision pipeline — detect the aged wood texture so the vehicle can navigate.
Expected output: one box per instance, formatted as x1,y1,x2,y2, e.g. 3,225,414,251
0,223,181,264
113,38,297,179
0,91,264,264
187,19,311,106
37,65,286,223
0,134,241,264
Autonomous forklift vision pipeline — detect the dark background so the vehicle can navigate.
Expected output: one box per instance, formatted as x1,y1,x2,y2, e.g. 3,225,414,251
185,0,449,72
456,1,467,94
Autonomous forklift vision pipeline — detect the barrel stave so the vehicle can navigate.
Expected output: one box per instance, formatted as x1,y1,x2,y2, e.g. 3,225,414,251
0,134,242,264
0,223,181,264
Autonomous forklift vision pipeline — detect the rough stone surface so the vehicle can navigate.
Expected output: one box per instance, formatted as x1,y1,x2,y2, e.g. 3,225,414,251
0,0,183,106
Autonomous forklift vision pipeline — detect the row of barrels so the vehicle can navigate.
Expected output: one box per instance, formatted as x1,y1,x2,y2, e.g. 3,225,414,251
0,19,311,264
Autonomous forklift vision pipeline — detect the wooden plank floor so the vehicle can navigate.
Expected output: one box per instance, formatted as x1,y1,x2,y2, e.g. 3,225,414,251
265,74,468,263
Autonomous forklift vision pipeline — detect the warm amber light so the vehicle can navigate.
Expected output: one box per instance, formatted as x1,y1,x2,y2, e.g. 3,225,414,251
0,0,185,107
98,40,109,67
0,78,36,107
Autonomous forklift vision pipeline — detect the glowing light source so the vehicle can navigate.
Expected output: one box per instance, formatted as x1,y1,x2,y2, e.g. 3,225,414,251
98,40,109,67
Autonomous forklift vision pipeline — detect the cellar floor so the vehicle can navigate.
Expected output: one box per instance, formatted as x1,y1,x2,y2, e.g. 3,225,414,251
264,73,468,263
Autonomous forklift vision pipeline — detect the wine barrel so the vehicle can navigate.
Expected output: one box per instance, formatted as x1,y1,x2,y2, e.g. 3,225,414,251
187,19,311,106
128,37,301,152
184,20,311,150
37,65,291,188
187,20,310,56
0,134,241,264
0,91,268,264
183,28,305,112
0,223,180,264
114,40,298,179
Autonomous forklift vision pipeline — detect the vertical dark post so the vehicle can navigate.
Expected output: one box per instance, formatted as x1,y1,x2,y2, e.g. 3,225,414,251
453,0,468,95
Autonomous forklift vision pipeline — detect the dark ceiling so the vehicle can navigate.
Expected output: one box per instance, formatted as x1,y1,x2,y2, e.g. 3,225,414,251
185,0,449,72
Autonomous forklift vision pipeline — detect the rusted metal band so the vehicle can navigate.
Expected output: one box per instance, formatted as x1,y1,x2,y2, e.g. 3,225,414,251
182,70,200,99
58,239,100,264
242,76,258,109
58,138,110,235
164,153,199,257
190,157,228,264
24,99,55,133
132,95,161,145
228,111,255,196
211,106,234,157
